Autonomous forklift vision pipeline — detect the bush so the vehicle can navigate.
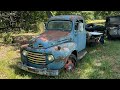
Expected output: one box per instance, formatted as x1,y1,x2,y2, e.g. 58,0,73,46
2,32,13,44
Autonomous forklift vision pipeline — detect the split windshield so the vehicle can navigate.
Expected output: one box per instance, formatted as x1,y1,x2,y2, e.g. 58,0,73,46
47,20,72,31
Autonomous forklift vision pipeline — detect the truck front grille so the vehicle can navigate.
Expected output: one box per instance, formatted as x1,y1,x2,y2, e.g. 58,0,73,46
27,51,46,65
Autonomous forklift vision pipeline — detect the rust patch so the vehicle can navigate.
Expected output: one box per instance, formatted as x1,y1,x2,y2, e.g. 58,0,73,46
54,46,58,51
20,44,29,52
62,47,69,51
70,16,74,20
40,37,48,42
20,44,29,49
39,30,69,41
54,46,61,51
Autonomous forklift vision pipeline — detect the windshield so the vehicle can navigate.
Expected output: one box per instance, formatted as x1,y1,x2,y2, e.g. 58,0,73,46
110,17,120,23
47,20,72,31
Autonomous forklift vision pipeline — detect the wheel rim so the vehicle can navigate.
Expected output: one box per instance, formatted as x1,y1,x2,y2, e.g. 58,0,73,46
65,60,75,72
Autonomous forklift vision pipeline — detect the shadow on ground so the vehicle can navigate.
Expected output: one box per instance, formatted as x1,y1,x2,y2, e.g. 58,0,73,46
9,64,57,79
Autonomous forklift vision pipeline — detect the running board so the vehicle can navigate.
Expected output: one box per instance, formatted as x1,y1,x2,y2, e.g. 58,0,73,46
77,50,87,60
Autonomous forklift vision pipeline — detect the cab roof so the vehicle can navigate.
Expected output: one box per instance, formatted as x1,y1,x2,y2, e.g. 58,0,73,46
49,15,84,21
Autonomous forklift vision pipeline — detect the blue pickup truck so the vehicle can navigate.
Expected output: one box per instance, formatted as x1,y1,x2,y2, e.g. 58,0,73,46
17,15,103,76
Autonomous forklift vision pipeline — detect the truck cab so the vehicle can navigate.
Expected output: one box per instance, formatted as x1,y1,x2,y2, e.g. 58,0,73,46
17,15,87,76
105,16,120,39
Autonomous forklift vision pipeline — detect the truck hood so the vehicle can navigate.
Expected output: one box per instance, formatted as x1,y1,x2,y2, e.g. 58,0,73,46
29,30,71,48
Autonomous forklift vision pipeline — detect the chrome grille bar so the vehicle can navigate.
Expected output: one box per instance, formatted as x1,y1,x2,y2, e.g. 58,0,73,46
27,51,46,65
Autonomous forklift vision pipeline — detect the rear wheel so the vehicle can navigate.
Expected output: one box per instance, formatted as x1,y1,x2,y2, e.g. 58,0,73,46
65,54,77,72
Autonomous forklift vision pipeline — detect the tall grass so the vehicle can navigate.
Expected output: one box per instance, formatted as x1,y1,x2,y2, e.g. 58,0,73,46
0,39,120,79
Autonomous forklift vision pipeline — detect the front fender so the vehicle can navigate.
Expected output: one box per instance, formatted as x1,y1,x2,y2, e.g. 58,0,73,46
45,42,77,59
45,42,77,70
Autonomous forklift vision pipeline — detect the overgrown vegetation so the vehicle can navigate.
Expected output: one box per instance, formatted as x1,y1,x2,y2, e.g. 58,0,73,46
0,39,120,79
0,11,120,33
0,11,120,79
0,11,120,44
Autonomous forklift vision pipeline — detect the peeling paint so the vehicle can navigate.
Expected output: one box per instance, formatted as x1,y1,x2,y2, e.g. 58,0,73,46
38,30,69,41
19,15,86,76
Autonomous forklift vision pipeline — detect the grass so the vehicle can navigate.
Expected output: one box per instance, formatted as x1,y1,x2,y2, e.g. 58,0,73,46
0,39,120,79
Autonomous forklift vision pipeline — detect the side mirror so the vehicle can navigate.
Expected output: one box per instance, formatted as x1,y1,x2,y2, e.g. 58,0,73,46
75,22,79,30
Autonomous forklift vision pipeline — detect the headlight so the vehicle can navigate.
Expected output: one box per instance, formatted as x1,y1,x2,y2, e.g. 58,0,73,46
22,50,28,56
47,55,54,61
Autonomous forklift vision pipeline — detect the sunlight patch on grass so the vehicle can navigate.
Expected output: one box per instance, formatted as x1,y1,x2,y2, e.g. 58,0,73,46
0,69,8,79
94,62,102,67
80,66,95,79
1,39,120,79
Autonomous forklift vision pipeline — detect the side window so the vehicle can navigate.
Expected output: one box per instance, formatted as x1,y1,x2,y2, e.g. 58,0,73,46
75,20,79,30
75,20,84,31
79,20,84,32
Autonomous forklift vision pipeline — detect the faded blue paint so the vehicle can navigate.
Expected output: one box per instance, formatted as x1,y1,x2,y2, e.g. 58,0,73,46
47,60,65,70
22,42,77,69
45,42,77,59
19,15,87,75
73,20,86,52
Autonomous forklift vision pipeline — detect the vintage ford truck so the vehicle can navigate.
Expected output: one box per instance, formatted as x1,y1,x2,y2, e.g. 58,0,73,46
17,15,103,76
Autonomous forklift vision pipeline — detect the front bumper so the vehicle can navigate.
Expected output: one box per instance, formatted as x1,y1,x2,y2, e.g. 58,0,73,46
17,62,59,76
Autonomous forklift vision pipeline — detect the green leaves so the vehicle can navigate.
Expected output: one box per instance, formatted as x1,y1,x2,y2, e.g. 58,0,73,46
0,11,120,33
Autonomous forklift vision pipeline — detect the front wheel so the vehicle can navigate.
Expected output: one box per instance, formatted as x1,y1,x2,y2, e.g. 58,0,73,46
64,54,77,72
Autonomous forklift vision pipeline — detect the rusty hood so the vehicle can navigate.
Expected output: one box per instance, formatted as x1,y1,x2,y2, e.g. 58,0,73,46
39,30,70,41
30,30,71,48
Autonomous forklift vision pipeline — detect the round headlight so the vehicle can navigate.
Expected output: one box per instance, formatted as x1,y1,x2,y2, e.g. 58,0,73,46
48,55,54,61
22,50,28,56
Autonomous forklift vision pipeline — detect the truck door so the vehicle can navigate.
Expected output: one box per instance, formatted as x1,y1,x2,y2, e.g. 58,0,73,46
74,20,86,52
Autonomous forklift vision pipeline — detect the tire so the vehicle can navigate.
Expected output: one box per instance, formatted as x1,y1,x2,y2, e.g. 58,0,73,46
107,30,112,40
99,35,104,44
64,54,77,72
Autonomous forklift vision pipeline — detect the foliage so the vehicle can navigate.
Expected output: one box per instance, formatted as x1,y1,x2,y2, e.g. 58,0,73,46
2,32,13,44
0,11,120,33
